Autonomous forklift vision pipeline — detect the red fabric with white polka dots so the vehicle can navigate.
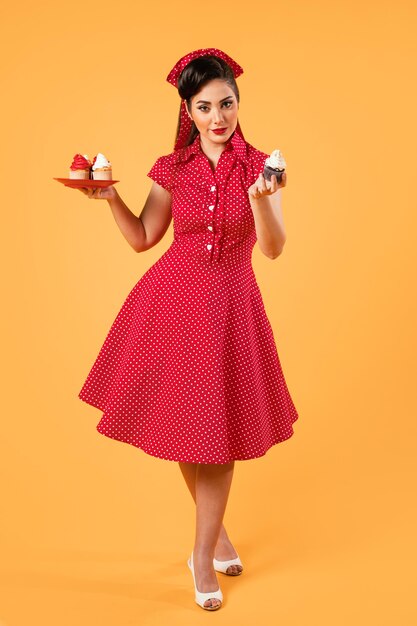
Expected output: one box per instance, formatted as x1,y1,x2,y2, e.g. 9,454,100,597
78,127,299,463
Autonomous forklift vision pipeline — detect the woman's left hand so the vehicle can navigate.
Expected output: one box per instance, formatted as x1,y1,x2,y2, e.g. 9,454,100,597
248,171,287,200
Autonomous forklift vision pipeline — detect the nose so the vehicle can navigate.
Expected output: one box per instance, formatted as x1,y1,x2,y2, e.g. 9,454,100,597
212,108,224,124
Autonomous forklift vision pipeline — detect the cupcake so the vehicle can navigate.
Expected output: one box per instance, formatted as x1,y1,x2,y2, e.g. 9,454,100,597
92,152,112,180
263,149,286,183
69,154,92,179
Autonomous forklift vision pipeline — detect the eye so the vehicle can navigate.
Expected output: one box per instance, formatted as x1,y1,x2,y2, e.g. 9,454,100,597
197,101,233,112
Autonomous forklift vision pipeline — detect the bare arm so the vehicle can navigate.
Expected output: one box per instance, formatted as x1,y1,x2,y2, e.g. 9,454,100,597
104,188,145,251
248,172,287,259
78,182,172,252
107,183,172,252
135,181,173,252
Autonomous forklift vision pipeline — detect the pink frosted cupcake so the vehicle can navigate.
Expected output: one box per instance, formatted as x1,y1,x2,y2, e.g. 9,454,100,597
69,154,92,179
92,152,112,180
263,149,286,183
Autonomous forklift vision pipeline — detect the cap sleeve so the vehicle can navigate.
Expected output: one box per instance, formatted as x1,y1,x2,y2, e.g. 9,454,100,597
147,155,175,193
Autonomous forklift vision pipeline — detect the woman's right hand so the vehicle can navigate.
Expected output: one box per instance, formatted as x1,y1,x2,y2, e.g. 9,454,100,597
78,185,117,201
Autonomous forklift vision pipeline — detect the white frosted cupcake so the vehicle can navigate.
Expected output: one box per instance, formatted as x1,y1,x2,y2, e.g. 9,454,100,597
92,152,112,180
263,149,286,183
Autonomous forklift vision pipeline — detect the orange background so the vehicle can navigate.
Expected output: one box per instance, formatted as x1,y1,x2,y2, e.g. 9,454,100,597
1,0,416,624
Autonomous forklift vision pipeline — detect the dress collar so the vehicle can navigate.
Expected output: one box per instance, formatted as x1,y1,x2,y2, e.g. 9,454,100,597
173,125,248,164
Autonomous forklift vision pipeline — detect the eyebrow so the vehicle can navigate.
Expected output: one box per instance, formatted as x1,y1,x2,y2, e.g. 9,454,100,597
195,96,234,104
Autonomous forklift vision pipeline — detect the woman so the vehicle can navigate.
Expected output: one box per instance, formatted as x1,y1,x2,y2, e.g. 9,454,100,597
78,48,299,611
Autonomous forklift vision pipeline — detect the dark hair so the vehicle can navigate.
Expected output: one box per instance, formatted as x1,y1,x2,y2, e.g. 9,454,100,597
175,55,240,149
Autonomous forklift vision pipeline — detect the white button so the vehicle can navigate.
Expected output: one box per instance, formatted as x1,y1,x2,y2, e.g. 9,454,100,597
210,185,216,192
208,205,214,211
208,225,213,231
207,244,212,250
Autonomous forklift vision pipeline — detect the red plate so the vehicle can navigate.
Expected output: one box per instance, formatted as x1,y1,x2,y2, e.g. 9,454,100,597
53,178,119,189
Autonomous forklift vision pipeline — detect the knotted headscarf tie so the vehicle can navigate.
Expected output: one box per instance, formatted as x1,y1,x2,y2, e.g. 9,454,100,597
166,48,245,151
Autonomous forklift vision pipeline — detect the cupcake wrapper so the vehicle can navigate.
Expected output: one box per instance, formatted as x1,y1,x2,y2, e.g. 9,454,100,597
92,169,113,180
263,165,284,183
69,169,90,180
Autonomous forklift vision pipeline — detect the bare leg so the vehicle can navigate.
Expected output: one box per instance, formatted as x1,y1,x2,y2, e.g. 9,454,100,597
192,461,235,608
178,462,242,574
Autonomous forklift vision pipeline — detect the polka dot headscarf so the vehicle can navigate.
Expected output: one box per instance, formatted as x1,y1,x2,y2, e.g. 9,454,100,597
166,48,245,150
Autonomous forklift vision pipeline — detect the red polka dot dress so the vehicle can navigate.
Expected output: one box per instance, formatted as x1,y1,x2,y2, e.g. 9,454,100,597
78,127,299,463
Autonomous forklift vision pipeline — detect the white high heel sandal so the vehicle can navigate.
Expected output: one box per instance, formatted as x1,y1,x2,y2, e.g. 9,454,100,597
187,551,223,610
213,553,243,575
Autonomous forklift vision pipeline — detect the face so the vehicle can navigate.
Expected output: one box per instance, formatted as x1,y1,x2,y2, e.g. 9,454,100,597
187,79,239,147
